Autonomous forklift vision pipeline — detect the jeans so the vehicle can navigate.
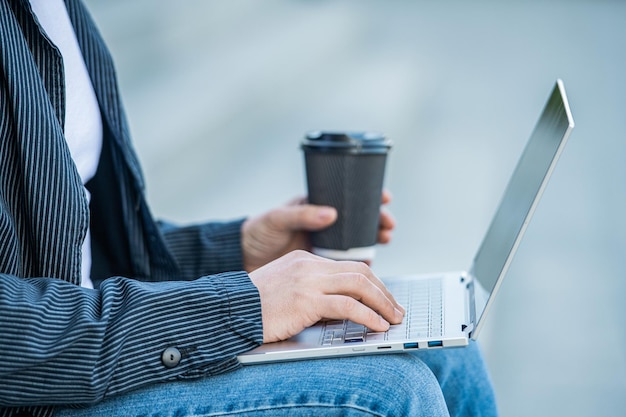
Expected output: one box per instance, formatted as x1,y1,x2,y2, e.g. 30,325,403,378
55,342,497,417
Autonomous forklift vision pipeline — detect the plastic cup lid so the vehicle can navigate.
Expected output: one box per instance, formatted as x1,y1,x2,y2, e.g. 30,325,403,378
302,131,392,154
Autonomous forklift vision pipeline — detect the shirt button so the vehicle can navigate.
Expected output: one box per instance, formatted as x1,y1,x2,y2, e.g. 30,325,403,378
161,347,181,368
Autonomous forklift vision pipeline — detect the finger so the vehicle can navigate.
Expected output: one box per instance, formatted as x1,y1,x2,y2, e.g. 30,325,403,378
322,272,404,325
286,234,403,315
377,229,393,245
319,294,392,332
346,262,405,316
379,208,396,231
338,261,403,310
381,190,392,205
377,210,395,244
326,261,405,318
269,204,337,232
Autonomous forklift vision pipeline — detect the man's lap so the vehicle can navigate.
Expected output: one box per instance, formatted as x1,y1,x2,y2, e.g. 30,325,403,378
55,342,496,417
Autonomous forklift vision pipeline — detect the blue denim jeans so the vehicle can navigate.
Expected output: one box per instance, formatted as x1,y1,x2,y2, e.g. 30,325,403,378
55,342,497,417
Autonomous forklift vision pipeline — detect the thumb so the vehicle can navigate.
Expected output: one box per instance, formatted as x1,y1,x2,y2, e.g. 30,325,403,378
272,204,337,232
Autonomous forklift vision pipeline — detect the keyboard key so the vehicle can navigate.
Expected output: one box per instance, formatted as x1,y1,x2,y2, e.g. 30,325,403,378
365,332,386,342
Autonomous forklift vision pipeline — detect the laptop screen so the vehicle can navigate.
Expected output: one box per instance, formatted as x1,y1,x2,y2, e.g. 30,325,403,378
470,80,574,337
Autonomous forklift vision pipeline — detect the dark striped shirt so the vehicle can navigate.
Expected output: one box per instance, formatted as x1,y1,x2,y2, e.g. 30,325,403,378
0,0,264,416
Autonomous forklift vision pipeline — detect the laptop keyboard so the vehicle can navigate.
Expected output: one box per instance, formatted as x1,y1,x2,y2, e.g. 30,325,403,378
321,278,444,346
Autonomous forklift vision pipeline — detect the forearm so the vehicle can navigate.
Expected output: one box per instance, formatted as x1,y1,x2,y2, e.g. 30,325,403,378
159,219,246,279
0,271,263,407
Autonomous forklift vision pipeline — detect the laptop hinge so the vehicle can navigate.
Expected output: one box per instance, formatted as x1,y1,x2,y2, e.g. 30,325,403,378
462,277,476,336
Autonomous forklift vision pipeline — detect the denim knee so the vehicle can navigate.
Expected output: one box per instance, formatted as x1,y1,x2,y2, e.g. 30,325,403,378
412,342,499,417
310,354,450,416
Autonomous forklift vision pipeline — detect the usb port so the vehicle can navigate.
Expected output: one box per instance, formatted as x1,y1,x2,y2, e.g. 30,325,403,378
403,342,419,349
427,340,443,348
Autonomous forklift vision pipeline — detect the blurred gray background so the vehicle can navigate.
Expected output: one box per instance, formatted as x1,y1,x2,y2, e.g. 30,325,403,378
83,0,625,415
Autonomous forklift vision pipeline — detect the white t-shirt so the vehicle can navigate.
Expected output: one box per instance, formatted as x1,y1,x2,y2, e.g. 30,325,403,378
29,0,103,289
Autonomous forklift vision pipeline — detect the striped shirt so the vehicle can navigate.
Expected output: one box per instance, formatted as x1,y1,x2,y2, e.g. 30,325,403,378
0,1,264,416
29,0,104,290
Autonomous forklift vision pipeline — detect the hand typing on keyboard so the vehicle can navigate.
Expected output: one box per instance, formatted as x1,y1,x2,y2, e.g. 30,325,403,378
249,250,405,343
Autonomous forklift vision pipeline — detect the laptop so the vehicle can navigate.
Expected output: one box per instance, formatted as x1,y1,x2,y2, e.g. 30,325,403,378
238,79,575,364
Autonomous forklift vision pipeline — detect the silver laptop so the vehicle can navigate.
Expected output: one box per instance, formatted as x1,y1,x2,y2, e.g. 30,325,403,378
238,79,575,364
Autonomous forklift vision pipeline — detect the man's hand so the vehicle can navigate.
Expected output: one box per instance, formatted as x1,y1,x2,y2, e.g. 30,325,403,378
248,250,405,343
241,191,395,272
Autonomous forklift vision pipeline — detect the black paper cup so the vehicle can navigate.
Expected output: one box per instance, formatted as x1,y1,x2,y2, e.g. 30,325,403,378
302,131,392,261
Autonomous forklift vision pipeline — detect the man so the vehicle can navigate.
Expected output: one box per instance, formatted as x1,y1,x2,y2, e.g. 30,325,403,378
0,0,498,416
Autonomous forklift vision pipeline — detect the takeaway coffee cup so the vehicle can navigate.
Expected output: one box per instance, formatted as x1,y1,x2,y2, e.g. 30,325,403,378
301,131,392,261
